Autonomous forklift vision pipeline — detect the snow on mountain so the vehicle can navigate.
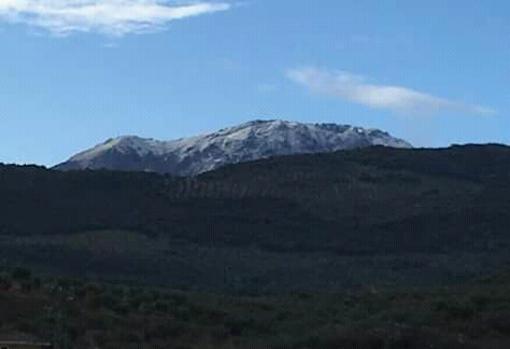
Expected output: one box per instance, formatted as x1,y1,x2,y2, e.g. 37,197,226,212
54,120,412,176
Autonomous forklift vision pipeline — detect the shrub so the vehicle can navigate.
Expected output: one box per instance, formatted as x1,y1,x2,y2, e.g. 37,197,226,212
11,267,31,280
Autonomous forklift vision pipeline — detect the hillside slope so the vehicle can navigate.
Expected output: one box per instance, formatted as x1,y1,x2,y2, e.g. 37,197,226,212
2,144,510,291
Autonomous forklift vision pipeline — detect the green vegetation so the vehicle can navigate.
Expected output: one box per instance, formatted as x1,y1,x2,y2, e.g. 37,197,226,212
0,145,509,290
1,267,510,348
1,145,510,346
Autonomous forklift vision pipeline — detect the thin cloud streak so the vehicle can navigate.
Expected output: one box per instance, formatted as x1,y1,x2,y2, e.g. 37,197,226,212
288,67,496,116
0,0,231,36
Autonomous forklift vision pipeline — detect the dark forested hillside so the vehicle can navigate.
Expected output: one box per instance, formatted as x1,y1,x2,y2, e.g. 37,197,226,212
1,144,510,291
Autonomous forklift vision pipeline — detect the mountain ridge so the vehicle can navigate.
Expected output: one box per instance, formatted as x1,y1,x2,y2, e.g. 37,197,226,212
54,119,412,175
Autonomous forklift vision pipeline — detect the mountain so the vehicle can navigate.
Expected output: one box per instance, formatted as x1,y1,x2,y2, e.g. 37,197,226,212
54,119,412,175
3,144,510,291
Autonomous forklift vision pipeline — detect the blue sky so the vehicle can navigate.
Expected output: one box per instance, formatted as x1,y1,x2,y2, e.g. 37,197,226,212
0,0,508,166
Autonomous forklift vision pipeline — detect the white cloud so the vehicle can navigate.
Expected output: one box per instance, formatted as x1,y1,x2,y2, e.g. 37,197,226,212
0,0,231,36
287,67,495,116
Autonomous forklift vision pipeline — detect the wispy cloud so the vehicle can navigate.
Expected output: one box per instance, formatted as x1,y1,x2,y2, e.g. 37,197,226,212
0,0,231,36
287,67,495,116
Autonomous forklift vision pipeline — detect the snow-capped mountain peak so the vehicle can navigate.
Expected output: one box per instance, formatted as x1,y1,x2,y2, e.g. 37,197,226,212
55,119,412,176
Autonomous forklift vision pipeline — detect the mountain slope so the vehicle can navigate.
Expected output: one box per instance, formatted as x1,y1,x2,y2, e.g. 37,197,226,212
54,119,411,175
2,144,510,291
